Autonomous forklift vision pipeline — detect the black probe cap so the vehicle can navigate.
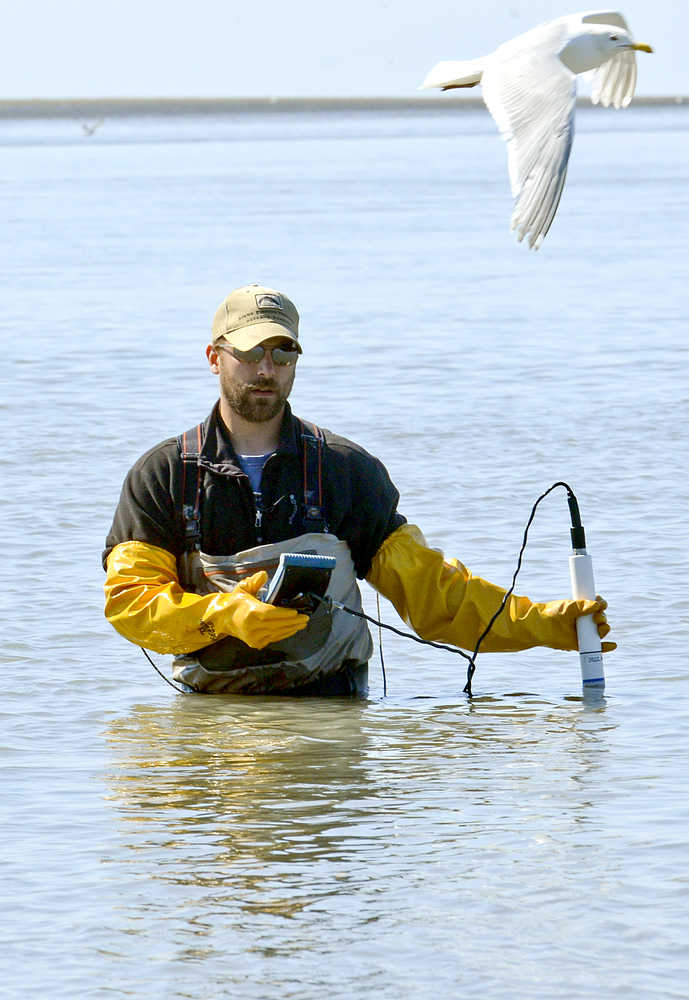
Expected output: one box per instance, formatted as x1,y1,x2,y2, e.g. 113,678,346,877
570,524,587,550
566,489,587,550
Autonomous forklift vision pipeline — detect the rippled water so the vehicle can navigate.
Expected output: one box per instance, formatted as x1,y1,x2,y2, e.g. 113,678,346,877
2,104,688,998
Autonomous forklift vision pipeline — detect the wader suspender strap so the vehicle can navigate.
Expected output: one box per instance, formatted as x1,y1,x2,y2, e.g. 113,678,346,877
178,423,204,551
176,419,328,550
297,419,329,534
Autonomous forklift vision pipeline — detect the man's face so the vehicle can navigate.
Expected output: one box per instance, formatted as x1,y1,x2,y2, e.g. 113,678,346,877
209,336,298,423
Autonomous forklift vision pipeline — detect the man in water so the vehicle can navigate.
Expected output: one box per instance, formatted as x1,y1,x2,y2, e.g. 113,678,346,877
103,284,614,695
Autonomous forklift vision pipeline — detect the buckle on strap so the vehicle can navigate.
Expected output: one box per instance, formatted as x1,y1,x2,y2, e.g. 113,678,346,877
178,423,205,551
300,420,329,533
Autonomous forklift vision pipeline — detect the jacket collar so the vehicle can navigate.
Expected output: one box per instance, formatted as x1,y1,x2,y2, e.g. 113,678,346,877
197,400,300,474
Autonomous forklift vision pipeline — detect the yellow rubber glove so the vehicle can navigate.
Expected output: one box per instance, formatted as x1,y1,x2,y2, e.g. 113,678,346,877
366,524,615,653
105,540,308,654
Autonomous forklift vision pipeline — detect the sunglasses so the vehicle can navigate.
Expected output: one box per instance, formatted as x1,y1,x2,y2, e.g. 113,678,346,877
217,343,299,366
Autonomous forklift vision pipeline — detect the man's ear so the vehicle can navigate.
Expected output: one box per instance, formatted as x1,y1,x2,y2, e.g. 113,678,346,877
206,343,221,374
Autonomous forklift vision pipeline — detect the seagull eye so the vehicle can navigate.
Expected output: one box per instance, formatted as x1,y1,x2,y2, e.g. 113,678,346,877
609,34,619,41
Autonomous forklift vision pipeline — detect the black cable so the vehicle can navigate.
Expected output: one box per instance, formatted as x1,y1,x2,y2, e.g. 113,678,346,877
141,647,192,694
462,481,577,696
320,596,475,664
375,591,388,696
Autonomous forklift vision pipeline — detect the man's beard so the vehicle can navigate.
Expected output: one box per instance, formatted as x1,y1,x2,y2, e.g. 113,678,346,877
221,372,294,423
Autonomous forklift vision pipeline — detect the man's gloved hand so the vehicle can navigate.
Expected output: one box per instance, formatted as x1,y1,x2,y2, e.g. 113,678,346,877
223,571,309,649
591,597,615,651
530,594,616,652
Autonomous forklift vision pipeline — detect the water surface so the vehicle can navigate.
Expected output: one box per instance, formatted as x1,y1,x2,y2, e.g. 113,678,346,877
2,104,688,999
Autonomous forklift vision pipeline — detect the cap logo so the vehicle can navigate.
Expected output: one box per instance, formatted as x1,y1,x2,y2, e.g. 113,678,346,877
256,293,283,310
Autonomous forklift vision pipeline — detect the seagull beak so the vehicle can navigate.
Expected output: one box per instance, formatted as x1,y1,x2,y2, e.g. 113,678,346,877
630,43,653,53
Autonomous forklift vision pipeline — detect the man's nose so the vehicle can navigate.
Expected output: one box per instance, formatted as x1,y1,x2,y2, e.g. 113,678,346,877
256,350,276,377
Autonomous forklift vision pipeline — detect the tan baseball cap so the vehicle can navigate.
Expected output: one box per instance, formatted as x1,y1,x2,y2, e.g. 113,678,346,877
211,284,302,353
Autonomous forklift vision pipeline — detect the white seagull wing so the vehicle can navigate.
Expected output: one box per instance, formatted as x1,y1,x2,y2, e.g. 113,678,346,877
580,10,638,107
579,10,630,29
481,49,576,249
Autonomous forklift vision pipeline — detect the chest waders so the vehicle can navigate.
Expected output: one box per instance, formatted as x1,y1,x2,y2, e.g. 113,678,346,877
171,420,372,695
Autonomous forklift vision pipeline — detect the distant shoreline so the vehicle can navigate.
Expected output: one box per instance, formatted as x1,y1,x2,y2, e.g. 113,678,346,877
1,95,687,118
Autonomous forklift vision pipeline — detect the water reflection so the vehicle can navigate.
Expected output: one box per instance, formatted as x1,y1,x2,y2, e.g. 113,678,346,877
107,696,376,872
98,689,626,991
105,691,617,875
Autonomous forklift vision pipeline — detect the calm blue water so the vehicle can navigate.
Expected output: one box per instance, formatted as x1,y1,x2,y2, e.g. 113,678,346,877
1,104,688,999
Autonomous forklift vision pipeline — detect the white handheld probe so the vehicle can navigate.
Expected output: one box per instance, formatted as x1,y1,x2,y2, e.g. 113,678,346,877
565,491,605,692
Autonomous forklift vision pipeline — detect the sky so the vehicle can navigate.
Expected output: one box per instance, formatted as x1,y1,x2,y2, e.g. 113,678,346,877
1,0,683,99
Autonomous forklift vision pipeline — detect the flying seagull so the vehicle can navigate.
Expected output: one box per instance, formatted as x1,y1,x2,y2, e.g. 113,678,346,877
420,11,653,249
81,118,104,136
